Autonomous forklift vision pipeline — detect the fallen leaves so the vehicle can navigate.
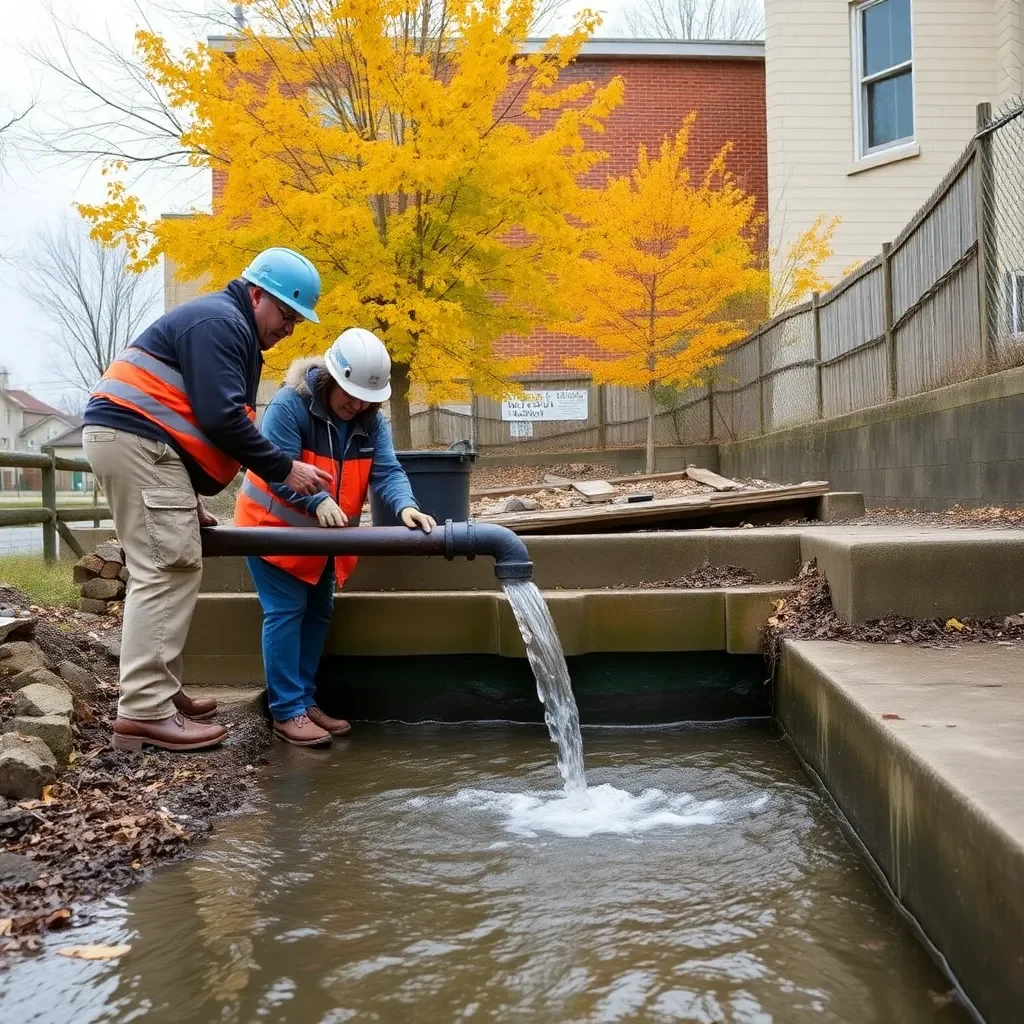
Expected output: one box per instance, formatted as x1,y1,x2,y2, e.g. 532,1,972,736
57,944,131,961
945,618,968,633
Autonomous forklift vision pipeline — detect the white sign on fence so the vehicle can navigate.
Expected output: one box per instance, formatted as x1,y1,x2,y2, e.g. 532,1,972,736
501,389,589,422
509,421,534,439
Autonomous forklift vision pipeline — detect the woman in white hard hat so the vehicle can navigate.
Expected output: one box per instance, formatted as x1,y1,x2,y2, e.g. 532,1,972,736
235,328,436,746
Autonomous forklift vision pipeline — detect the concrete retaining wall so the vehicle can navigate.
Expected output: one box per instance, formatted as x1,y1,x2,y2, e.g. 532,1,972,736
718,366,1024,510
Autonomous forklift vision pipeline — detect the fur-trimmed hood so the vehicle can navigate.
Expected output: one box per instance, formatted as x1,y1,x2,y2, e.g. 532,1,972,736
284,355,330,398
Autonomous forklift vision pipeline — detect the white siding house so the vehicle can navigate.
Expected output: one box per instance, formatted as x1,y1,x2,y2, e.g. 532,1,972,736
766,0,1024,284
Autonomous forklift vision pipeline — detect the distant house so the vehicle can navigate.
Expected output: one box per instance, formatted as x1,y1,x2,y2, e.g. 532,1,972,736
0,371,82,490
765,0,1024,282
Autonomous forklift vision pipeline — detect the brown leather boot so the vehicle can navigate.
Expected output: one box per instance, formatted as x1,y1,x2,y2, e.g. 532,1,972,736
306,705,352,737
273,713,331,747
172,690,218,721
112,713,227,752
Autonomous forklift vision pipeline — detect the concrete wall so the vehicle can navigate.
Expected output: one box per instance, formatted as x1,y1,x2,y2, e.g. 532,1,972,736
765,0,1002,283
719,365,1024,510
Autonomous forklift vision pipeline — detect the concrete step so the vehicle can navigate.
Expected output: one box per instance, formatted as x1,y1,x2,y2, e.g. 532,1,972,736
777,640,1024,1023
200,529,805,594
184,586,794,685
800,526,1024,622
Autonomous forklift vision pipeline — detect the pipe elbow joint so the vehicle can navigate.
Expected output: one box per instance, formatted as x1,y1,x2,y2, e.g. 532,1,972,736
444,520,533,580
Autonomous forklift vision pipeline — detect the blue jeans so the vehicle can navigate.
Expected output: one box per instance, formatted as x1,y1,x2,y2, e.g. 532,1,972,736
246,557,336,722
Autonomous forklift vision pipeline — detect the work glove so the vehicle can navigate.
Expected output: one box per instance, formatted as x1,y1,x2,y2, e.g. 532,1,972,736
400,507,436,533
316,497,348,528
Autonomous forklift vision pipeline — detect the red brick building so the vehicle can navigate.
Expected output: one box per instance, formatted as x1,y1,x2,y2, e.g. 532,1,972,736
506,39,767,374
203,36,767,377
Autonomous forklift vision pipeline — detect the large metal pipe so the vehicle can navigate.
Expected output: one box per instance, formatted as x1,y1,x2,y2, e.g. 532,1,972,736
200,520,534,580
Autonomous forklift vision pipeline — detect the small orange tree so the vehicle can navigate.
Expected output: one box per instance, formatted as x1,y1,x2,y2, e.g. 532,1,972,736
559,115,762,473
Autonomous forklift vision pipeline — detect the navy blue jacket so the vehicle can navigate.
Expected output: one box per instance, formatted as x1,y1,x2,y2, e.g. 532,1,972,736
84,280,293,495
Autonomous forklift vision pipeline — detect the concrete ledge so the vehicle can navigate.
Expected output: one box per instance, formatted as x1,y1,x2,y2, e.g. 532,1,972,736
200,530,804,594
184,586,785,684
800,527,1024,622
777,640,1024,1023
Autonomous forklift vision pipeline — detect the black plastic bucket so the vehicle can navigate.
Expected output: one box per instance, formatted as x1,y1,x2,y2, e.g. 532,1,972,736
370,445,477,526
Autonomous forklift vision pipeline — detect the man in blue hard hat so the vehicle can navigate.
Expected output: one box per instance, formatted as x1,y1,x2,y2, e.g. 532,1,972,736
83,247,333,754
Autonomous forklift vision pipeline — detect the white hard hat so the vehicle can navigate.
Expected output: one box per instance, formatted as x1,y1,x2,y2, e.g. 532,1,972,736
324,328,392,403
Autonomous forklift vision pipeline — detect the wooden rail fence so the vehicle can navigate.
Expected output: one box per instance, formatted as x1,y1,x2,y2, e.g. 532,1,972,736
0,448,109,563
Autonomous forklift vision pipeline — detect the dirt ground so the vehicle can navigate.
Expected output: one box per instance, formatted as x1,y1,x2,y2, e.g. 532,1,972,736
0,586,269,959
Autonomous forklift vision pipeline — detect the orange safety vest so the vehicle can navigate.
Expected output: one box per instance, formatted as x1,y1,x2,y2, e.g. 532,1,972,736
92,348,255,487
233,447,373,587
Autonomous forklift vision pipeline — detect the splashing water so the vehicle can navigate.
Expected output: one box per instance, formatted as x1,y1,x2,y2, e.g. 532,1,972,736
501,579,586,794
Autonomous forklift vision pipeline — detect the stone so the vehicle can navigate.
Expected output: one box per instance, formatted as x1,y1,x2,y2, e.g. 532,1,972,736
502,497,540,513
58,660,99,699
102,638,121,661
0,850,43,886
0,742,57,800
73,554,105,584
99,561,122,580
13,683,74,719
79,598,109,615
81,578,125,602
118,566,131,583
7,716,74,766
93,540,125,565
10,667,71,697
0,616,35,644
1003,614,1024,629
0,641,50,678
0,608,16,619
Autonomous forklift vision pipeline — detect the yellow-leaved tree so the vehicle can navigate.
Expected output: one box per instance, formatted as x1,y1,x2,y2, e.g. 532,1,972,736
768,214,840,315
76,0,625,446
558,116,762,473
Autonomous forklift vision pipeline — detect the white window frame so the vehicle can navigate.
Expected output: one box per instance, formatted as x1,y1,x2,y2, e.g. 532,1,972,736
851,0,915,161
1008,270,1024,335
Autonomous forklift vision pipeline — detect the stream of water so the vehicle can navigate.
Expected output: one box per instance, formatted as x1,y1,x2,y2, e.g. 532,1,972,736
502,579,587,793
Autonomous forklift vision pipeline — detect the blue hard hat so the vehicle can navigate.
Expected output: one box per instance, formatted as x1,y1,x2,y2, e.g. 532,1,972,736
241,247,322,323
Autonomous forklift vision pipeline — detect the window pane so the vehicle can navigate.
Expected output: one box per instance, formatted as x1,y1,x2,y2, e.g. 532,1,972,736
863,0,912,77
867,70,913,148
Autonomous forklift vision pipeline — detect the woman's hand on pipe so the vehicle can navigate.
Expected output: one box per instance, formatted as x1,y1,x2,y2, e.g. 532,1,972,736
316,497,348,528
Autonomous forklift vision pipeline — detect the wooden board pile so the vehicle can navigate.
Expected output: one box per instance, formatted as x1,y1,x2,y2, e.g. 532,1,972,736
72,540,129,617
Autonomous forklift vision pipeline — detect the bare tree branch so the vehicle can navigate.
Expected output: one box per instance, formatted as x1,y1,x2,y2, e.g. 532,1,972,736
23,217,159,396
619,0,764,40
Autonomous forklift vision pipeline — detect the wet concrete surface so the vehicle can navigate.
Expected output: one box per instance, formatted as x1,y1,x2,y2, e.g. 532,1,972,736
0,724,969,1023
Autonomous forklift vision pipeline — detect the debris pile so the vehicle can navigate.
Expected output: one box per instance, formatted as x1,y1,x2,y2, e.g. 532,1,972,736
0,583,269,954
72,540,129,617
611,563,763,590
763,561,1024,670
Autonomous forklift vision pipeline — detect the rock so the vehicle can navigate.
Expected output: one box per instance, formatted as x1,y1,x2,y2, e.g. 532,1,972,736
10,667,72,697
58,660,99,699
1003,614,1024,629
7,716,74,766
99,561,122,580
73,554,106,584
0,641,51,677
103,638,121,661
0,740,57,800
0,616,36,644
13,683,74,719
118,566,131,583
81,578,125,602
0,850,43,886
502,496,540,513
0,607,16,618
93,540,125,565
79,598,109,615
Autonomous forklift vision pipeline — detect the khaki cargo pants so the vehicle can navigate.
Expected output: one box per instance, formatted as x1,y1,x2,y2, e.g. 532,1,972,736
83,426,204,721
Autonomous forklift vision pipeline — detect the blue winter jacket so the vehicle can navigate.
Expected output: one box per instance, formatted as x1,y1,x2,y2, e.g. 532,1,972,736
258,358,417,520
84,280,293,495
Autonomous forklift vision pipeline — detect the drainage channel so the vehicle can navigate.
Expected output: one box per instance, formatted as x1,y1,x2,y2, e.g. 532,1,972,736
0,722,968,1023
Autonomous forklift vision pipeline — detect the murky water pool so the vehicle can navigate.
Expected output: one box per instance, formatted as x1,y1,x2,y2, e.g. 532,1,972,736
0,724,967,1023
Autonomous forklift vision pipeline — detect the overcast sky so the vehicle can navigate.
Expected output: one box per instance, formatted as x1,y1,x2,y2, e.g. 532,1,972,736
0,0,633,408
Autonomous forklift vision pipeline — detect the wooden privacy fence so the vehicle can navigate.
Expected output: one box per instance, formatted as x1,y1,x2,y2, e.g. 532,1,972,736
409,99,1024,452
0,449,109,563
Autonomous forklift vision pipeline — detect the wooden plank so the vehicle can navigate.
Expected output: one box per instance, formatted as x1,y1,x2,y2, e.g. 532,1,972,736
470,469,695,499
684,467,743,491
485,482,830,535
571,480,618,503
56,506,112,522
0,508,51,527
